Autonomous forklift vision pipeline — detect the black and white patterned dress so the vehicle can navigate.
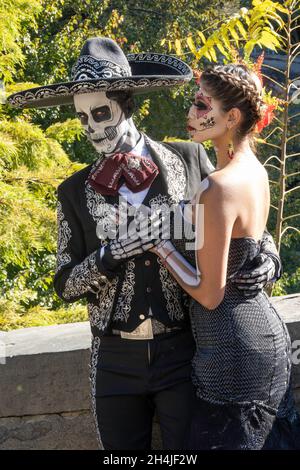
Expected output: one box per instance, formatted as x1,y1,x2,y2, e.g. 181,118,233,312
170,218,300,450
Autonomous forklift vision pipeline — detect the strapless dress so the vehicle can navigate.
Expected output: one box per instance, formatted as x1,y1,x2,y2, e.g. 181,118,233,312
169,202,300,450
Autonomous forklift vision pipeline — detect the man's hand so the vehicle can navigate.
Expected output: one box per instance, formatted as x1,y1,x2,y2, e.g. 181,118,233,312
229,252,276,296
101,205,170,272
109,207,170,259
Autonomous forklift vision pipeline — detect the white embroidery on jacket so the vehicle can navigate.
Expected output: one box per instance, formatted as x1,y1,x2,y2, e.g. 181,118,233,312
148,139,186,204
89,336,103,449
56,200,72,272
157,257,185,321
62,250,111,300
113,260,135,322
88,278,118,331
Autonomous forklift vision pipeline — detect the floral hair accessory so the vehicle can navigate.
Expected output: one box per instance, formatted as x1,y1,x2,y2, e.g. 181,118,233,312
255,102,277,133
235,51,283,133
193,69,202,85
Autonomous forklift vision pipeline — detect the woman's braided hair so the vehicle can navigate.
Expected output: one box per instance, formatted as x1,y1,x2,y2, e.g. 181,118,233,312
201,64,265,147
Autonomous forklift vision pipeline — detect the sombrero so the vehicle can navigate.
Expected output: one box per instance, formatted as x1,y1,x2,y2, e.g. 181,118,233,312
7,37,193,109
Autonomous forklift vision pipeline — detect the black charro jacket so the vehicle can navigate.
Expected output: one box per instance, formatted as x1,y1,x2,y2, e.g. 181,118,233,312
53,135,281,336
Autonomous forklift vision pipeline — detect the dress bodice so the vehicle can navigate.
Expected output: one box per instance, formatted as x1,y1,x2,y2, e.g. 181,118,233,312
169,202,291,409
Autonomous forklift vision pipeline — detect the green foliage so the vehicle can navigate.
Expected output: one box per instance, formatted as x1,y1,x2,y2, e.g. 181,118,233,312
45,118,84,144
165,0,288,62
0,0,42,83
0,0,299,331
0,301,88,331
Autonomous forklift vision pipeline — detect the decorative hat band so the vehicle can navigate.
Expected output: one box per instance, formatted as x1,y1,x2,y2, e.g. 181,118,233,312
71,55,132,81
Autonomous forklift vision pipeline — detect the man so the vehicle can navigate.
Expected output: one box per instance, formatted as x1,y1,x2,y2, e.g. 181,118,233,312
7,37,281,450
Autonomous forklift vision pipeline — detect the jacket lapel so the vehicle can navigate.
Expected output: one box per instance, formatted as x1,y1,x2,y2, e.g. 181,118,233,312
143,134,188,207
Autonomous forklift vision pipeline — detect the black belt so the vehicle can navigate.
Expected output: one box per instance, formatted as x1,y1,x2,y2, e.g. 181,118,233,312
111,325,183,336
91,319,185,339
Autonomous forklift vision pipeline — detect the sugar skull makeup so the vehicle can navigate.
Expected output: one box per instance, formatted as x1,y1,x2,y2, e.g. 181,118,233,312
74,91,138,155
187,84,227,142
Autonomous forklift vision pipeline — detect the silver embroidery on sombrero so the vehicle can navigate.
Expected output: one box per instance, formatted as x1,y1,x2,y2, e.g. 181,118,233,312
127,53,191,76
88,279,118,331
112,260,135,323
8,78,187,108
56,200,72,272
71,56,131,81
89,336,103,449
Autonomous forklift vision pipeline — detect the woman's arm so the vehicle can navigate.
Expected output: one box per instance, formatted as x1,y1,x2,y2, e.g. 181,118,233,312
152,176,236,310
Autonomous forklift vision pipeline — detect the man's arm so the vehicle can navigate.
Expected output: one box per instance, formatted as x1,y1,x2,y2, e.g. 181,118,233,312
260,229,282,281
54,185,119,303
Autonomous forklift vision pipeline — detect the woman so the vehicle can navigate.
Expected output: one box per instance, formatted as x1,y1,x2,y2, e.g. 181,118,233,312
150,63,300,449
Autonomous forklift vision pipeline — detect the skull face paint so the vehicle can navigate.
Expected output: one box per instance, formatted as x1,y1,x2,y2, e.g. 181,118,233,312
74,91,138,155
187,83,227,142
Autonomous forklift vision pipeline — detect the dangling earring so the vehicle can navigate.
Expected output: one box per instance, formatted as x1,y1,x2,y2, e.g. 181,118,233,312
227,140,234,160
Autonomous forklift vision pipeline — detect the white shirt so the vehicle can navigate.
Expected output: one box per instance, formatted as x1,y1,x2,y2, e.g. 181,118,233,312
118,135,152,207
100,135,154,319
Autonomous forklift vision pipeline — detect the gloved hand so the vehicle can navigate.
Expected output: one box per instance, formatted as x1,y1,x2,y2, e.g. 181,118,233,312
102,205,170,270
229,252,276,296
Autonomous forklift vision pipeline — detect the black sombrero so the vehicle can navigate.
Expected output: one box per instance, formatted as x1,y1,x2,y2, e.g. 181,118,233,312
7,37,193,109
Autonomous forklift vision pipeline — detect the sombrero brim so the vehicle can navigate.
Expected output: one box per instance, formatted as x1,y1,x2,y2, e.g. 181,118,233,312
6,53,193,109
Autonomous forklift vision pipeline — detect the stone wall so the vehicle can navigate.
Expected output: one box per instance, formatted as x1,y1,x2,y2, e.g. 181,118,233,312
0,294,299,450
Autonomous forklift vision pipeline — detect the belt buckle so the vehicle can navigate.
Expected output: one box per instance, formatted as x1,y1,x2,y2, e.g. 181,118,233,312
120,318,154,340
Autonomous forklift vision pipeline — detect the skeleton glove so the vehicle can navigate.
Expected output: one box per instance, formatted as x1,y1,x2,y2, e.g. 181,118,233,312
102,206,171,270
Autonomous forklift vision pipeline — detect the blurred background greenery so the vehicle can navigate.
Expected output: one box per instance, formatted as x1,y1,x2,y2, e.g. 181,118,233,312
0,0,299,330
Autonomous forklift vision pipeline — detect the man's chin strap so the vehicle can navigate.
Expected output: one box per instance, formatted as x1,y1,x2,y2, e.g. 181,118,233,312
155,240,201,287
102,119,141,158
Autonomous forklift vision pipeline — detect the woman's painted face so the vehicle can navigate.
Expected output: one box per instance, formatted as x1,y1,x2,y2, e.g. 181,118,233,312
187,82,228,142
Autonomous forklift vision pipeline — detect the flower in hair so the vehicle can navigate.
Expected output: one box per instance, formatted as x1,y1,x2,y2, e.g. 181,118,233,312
193,69,202,85
255,102,276,133
230,50,283,133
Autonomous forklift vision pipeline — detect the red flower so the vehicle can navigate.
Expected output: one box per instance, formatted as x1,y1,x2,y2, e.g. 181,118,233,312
255,103,276,133
193,69,202,85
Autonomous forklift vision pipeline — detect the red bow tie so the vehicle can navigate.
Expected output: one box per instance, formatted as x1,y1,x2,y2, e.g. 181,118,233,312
88,152,159,196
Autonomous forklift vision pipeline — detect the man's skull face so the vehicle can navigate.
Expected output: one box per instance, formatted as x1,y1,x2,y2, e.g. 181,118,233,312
74,91,129,154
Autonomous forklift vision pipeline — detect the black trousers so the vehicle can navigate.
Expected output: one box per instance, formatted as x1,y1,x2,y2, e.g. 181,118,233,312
91,328,197,450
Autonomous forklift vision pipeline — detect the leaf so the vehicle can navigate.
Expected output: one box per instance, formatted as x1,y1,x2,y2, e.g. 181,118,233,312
244,39,257,56
197,31,206,44
175,38,182,56
235,20,248,39
221,31,231,50
187,36,197,55
229,25,240,45
209,45,218,62
216,41,229,58
259,30,281,49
